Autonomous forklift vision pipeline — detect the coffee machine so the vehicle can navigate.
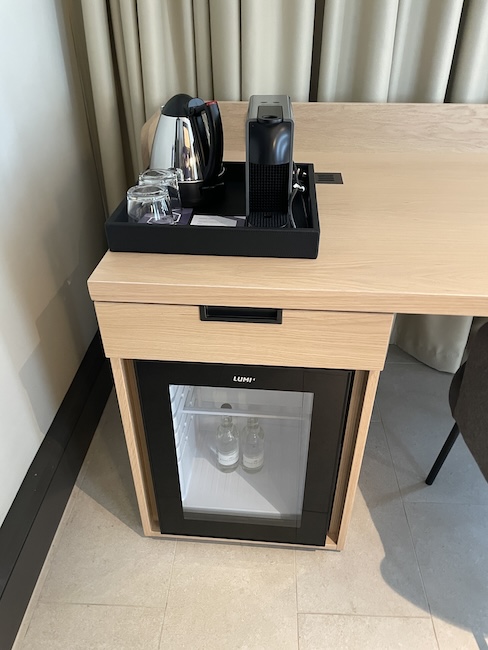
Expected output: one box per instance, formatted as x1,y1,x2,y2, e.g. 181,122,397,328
245,95,294,228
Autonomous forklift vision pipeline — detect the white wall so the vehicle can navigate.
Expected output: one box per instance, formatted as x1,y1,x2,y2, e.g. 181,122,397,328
0,0,106,525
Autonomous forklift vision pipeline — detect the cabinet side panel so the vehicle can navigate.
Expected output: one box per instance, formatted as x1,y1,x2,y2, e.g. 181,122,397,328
110,358,159,535
327,371,368,542
333,370,380,550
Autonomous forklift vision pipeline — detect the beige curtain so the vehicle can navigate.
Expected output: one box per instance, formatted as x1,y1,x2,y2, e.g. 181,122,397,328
318,0,464,102
76,0,488,372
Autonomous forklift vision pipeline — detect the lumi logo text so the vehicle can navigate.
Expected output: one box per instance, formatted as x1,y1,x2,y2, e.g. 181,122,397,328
233,376,255,383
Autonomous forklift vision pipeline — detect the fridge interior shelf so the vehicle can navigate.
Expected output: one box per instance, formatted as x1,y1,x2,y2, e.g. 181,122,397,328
179,385,305,420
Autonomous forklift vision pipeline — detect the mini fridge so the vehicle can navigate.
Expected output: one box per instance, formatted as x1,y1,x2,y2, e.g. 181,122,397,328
135,361,353,546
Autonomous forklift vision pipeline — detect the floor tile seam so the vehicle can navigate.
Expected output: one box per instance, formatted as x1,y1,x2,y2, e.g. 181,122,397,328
296,611,433,619
157,540,177,649
384,403,433,617
398,496,434,620
376,409,405,504
377,411,425,508
402,499,488,507
14,600,39,650
293,550,299,649
49,484,82,541
428,613,442,650
171,561,297,571
34,598,167,611
75,454,93,487
75,404,112,487
296,613,301,650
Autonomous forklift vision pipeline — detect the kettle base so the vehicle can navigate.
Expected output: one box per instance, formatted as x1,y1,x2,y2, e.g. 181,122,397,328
180,175,225,208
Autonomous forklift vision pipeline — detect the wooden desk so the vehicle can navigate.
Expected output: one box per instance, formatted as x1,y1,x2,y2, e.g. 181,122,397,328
88,103,488,549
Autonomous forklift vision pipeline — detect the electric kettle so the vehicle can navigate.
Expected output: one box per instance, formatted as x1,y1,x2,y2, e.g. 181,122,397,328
150,93,224,207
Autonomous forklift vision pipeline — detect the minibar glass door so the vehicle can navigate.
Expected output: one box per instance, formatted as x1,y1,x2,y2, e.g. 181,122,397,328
169,384,313,527
135,361,353,546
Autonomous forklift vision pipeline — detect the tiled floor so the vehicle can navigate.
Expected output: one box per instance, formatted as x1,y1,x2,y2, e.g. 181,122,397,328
13,346,488,649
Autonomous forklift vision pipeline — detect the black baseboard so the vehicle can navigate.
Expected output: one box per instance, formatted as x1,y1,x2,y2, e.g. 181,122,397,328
0,332,113,650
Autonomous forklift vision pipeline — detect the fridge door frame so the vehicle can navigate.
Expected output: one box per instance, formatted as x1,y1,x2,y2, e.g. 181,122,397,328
135,360,353,546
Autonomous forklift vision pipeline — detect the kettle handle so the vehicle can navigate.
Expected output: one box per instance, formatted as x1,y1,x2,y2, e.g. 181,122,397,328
201,100,224,182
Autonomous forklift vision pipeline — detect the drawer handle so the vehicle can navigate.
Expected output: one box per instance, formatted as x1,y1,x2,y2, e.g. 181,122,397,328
199,306,282,324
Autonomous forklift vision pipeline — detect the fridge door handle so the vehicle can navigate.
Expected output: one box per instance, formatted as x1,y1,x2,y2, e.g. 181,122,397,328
199,305,282,324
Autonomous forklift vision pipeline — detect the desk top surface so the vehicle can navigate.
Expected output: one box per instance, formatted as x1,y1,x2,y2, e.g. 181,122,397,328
88,102,488,316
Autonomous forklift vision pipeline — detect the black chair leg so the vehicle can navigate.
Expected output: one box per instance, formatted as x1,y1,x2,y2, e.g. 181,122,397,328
425,423,461,485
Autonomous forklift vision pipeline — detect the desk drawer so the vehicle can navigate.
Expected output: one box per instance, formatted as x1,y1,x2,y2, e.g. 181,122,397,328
95,302,392,370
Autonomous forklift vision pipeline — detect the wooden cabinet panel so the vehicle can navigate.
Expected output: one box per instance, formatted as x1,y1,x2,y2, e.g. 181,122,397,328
95,302,392,370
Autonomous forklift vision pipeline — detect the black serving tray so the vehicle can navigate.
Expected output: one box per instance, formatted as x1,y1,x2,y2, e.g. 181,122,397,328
105,162,319,259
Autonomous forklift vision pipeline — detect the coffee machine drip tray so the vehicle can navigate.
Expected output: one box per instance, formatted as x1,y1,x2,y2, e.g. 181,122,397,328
247,212,289,228
105,162,321,259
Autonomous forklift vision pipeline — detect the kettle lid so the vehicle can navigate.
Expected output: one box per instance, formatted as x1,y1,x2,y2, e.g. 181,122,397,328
162,93,204,117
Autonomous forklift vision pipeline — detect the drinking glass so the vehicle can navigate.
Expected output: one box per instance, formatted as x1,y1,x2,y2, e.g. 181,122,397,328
126,184,175,224
138,168,183,218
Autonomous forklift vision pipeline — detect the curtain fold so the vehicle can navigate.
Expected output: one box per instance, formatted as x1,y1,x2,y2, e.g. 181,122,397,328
449,0,488,102
241,0,315,101
76,0,488,372
137,0,198,115
318,0,399,102
193,0,214,99
109,0,145,179
387,0,464,102
209,0,241,99
80,0,127,212
392,315,474,373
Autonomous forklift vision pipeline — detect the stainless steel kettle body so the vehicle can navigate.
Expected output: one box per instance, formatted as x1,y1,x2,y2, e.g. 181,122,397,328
150,94,224,207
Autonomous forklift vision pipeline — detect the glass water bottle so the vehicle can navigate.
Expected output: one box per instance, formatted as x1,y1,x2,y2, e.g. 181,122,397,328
216,404,239,472
242,417,264,472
